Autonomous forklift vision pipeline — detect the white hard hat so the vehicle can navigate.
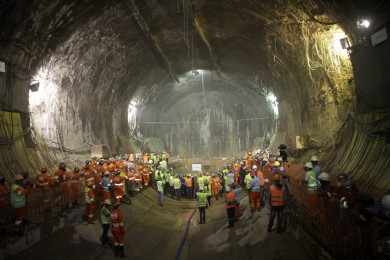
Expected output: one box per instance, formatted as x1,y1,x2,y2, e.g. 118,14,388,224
318,172,330,182
311,155,319,162
382,194,390,210
252,165,258,170
277,157,283,161
305,162,313,169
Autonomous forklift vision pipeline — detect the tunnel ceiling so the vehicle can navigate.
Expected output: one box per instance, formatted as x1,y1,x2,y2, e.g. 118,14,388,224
1,0,390,157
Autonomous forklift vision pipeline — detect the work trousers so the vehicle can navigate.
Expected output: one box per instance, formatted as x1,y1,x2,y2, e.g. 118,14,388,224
227,207,236,227
186,187,192,198
158,191,164,206
207,195,212,207
199,207,206,224
101,224,110,245
268,205,285,232
175,189,181,200
250,191,261,210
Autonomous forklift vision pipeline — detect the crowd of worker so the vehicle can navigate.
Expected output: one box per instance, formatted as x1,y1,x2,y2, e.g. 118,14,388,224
1,146,390,258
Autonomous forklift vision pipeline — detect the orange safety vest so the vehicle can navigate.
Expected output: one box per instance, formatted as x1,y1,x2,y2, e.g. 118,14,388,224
270,185,285,206
111,209,124,229
225,191,236,208
37,173,51,187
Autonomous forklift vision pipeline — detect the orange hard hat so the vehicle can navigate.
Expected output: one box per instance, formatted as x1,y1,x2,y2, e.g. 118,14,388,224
15,174,24,181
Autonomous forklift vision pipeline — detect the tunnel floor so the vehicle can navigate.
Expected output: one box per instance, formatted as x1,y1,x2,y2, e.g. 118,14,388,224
9,188,310,260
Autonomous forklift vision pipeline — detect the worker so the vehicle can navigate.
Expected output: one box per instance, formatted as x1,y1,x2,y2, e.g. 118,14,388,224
245,152,254,170
10,174,27,226
71,167,81,207
113,171,125,203
101,172,112,201
232,184,242,219
196,187,209,224
318,172,331,197
63,167,74,208
185,175,193,198
156,174,164,207
168,172,175,197
111,202,126,258
304,162,318,190
36,167,52,207
197,174,205,192
249,172,261,213
278,144,288,164
268,174,285,232
211,174,221,200
239,161,246,186
304,162,319,211
142,167,150,187
225,186,237,228
173,176,181,199
204,174,212,207
253,165,265,207
272,161,281,174
100,199,112,246
85,181,96,224
311,156,321,178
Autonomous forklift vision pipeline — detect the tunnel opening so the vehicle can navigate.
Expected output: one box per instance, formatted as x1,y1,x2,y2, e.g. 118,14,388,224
130,69,278,159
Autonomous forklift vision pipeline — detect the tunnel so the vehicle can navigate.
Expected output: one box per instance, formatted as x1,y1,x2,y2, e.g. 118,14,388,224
0,0,390,259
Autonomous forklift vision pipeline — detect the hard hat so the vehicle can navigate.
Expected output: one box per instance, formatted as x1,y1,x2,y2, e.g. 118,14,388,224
104,199,112,205
15,174,24,181
262,157,268,162
277,157,283,161
273,161,281,167
311,155,319,162
318,172,330,182
272,174,281,181
305,162,313,169
252,165,258,170
40,167,48,173
382,194,390,210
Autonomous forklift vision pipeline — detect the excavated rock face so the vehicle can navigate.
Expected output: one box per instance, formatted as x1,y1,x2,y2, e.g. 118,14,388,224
0,0,389,190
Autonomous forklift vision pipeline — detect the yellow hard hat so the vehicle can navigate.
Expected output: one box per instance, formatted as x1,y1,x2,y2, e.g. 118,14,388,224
272,174,281,181
273,161,281,167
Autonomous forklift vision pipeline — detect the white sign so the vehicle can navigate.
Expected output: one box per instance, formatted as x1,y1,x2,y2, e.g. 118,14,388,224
192,164,202,172
371,27,388,46
0,61,5,73
296,136,304,149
